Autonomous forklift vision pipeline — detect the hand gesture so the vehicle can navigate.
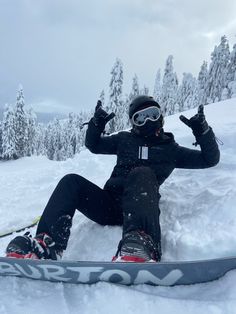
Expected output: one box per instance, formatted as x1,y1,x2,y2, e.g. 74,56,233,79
179,105,209,137
93,100,115,130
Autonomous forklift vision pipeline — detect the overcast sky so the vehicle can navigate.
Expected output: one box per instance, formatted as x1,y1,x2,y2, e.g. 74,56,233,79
0,0,236,114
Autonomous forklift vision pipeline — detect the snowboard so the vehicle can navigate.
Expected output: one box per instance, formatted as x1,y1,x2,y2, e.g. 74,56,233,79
0,255,236,286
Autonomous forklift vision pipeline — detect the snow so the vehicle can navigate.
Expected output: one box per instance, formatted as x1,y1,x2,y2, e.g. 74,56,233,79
1,98,236,313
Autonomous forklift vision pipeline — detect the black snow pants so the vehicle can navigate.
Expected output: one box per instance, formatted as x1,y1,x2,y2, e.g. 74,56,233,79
36,166,161,251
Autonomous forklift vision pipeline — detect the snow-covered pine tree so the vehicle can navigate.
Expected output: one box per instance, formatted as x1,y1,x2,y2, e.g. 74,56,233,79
119,74,141,131
153,69,162,103
186,76,199,110
228,72,236,98
0,122,3,159
63,112,77,158
107,58,124,133
221,87,229,101
122,94,131,130
66,113,74,158
51,118,65,161
2,104,17,160
44,122,54,160
161,55,178,116
34,123,45,156
140,85,149,96
129,74,140,101
76,111,87,152
227,43,236,98
178,73,199,112
198,61,208,106
61,111,86,159
99,90,105,106
25,108,37,156
14,85,28,158
227,43,236,82
207,36,230,103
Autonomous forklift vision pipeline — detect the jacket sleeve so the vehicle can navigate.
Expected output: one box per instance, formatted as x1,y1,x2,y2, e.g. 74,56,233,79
85,119,119,154
174,128,220,169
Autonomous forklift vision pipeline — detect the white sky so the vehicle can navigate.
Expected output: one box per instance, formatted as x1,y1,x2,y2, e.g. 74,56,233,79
0,0,236,114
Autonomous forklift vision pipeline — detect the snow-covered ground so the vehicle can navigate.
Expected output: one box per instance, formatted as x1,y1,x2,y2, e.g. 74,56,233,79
0,98,236,314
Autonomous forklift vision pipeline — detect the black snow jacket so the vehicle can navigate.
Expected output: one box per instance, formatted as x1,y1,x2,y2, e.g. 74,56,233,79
85,120,220,197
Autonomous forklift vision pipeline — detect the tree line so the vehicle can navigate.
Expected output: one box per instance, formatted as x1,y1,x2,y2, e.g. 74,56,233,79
0,35,236,161
0,87,89,161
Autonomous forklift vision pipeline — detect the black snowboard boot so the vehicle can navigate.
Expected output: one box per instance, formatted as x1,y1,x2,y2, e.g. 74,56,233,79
6,232,61,260
112,230,161,262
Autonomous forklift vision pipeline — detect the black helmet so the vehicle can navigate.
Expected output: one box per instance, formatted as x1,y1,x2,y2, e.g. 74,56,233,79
129,95,160,119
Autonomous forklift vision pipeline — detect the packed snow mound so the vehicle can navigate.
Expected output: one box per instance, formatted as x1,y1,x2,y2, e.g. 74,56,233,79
0,98,236,314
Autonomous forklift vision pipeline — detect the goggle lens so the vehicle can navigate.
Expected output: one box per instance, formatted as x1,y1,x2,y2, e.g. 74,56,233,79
132,106,161,126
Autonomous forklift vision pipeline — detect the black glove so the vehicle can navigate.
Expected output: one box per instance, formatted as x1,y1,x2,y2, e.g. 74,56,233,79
92,100,115,131
179,105,209,137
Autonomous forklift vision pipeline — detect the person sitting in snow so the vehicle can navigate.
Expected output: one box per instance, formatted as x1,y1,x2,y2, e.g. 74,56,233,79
6,96,220,262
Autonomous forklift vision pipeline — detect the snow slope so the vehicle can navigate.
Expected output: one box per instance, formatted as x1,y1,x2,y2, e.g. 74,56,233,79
0,98,236,314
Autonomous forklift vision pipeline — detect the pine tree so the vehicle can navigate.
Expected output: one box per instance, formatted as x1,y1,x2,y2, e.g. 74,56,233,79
198,61,208,106
228,73,236,98
122,94,131,130
129,74,140,101
64,112,77,158
121,74,140,129
178,73,199,112
51,118,64,161
99,90,105,106
161,55,178,115
76,111,87,152
227,43,236,98
221,87,229,100
107,58,124,133
25,108,37,156
44,122,54,160
227,43,236,82
2,104,17,160
153,69,162,102
140,85,149,96
0,122,3,159
34,123,45,156
14,85,28,158
207,36,230,103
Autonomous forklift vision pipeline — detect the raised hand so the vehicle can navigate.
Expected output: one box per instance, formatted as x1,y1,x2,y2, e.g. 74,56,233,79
93,100,115,130
179,105,209,137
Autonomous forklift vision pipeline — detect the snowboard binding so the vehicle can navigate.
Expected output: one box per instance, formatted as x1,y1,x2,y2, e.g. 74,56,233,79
113,230,161,263
6,232,61,260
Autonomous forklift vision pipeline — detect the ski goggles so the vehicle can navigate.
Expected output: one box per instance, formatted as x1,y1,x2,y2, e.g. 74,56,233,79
131,106,162,127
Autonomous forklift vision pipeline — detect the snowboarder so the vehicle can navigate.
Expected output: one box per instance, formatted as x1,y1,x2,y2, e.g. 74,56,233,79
6,96,220,262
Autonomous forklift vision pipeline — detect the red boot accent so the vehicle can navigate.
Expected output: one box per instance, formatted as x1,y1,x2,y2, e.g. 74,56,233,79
112,255,148,263
6,252,39,259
